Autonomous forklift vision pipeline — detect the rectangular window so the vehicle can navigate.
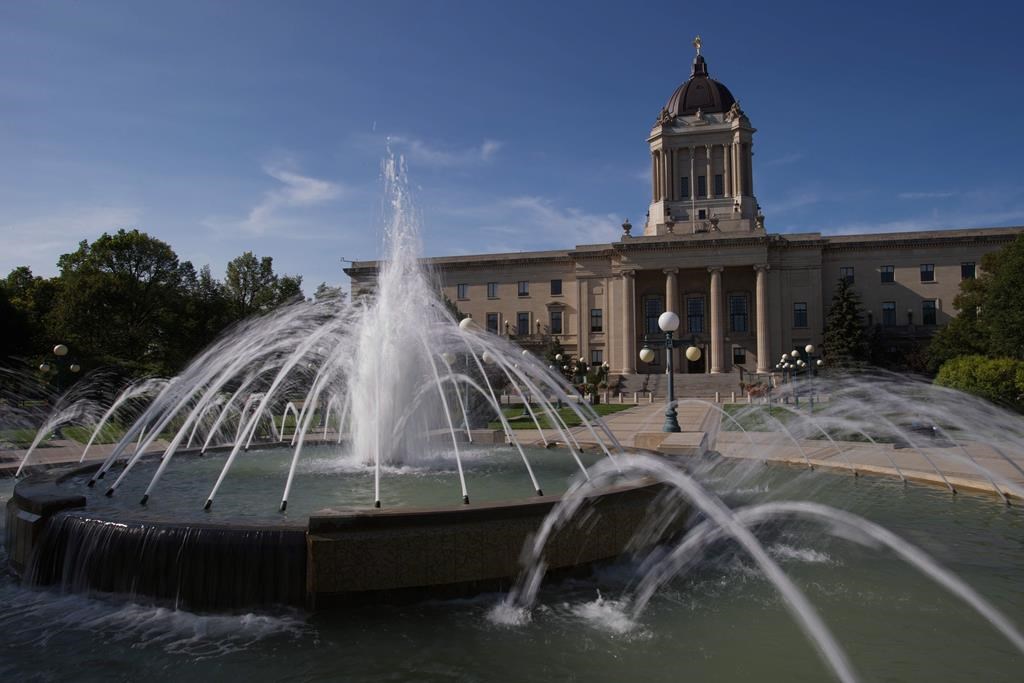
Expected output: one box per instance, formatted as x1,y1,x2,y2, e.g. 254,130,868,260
549,310,563,335
686,297,704,334
728,294,748,333
487,282,498,298
840,267,855,285
517,280,529,297
714,173,724,197
680,177,689,198
920,264,934,283
590,308,603,333
456,283,468,300
516,312,530,336
880,265,894,283
732,346,746,365
697,175,707,198
644,296,664,335
961,262,976,280
486,312,499,334
550,279,562,296
590,350,603,366
922,300,937,325
698,209,706,220
793,302,808,328
882,301,897,327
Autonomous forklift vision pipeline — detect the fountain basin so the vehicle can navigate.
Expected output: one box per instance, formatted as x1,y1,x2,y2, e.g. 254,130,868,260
6,448,676,610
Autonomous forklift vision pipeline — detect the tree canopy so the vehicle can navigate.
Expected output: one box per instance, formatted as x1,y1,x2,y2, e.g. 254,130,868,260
3,230,307,382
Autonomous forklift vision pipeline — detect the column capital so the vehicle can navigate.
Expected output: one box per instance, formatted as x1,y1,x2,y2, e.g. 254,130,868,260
688,146,695,158
707,265,723,274
662,267,679,275
753,264,770,273
621,269,636,279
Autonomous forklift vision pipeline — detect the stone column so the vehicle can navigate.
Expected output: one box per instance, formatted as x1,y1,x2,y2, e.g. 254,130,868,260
724,143,732,197
705,145,713,200
708,266,724,374
664,267,679,371
622,270,636,373
651,153,657,202
747,142,754,196
733,140,742,198
689,147,696,230
754,264,770,373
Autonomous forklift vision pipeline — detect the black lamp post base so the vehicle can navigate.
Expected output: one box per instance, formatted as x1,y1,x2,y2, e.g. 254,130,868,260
663,407,681,433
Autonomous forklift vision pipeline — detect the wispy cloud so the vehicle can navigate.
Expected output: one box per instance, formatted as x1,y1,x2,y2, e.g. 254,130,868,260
437,195,621,249
386,136,503,168
825,206,1024,235
761,190,824,215
897,191,957,200
762,152,803,167
0,206,141,275
205,164,346,235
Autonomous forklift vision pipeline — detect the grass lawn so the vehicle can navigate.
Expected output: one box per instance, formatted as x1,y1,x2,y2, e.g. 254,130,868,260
487,402,634,430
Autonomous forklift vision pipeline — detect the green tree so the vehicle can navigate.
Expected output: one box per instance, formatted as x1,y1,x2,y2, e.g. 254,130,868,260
223,252,303,319
49,229,192,375
2,266,61,361
930,234,1024,364
822,278,868,366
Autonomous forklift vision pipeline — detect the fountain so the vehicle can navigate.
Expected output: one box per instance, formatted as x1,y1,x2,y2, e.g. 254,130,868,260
5,155,664,609
3,155,1024,681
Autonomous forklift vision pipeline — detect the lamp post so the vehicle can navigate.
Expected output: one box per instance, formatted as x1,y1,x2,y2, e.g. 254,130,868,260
39,343,80,439
639,312,701,432
802,344,823,407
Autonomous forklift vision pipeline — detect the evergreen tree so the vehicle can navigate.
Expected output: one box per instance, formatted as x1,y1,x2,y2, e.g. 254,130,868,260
822,278,868,366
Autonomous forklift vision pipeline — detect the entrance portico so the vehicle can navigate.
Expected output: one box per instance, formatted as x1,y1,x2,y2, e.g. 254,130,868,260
616,252,771,377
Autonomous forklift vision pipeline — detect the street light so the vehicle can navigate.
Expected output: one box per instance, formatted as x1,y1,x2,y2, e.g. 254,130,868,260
639,311,701,432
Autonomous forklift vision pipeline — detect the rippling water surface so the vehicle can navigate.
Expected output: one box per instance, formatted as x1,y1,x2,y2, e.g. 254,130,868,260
3,461,1023,682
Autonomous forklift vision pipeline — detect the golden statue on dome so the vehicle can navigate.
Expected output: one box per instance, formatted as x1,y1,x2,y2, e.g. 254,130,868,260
693,35,702,56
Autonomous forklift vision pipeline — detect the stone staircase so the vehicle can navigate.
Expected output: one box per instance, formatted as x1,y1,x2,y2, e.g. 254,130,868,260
613,372,744,399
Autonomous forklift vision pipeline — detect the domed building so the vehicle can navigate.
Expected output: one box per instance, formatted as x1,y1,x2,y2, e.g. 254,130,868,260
347,39,1023,391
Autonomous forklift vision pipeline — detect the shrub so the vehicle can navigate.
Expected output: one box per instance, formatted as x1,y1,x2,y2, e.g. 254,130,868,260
935,355,1024,411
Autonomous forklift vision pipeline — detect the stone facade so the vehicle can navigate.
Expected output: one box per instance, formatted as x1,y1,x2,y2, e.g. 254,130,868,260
346,42,1024,377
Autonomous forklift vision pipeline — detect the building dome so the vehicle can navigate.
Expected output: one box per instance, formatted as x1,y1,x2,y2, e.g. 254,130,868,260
663,54,736,117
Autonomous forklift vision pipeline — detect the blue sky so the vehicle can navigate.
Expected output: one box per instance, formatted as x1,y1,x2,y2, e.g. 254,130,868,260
2,1,1023,291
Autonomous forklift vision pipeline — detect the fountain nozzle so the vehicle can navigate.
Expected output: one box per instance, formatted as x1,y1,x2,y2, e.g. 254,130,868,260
462,495,470,505
280,500,287,512
139,494,148,506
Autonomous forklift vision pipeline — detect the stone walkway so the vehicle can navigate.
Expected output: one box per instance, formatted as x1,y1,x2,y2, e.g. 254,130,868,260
520,402,1024,502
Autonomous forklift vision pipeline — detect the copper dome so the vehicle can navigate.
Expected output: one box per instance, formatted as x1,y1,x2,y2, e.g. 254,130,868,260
664,55,736,117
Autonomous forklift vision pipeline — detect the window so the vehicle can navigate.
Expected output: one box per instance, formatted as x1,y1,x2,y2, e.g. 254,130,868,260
698,209,706,220
922,300,937,326
517,280,529,297
590,308,603,333
550,279,562,296
680,176,690,198
728,294,748,333
486,313,499,334
590,350,603,365
793,302,808,328
697,175,707,198
549,310,563,335
840,267,855,285
880,265,894,283
456,283,468,300
714,174,724,197
882,301,896,327
961,262,976,280
516,312,530,336
487,282,498,298
644,296,664,334
920,264,934,283
732,346,746,365
686,297,704,333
